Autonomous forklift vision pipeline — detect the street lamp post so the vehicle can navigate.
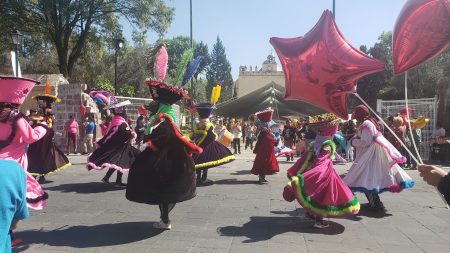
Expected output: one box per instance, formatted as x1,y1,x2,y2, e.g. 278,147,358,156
190,0,196,128
11,30,23,77
333,0,336,19
114,37,124,95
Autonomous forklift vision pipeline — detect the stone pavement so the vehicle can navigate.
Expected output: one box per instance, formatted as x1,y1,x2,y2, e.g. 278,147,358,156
13,148,450,253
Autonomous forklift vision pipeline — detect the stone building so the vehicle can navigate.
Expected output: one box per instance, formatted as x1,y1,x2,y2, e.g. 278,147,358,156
234,54,285,98
19,74,101,152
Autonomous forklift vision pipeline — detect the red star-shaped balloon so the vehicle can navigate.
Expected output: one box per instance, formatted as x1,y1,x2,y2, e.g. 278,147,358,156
270,10,385,119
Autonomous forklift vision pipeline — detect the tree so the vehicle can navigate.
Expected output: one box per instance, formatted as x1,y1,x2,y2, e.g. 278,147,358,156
194,42,211,80
356,32,393,108
1,0,174,79
119,83,135,97
163,36,191,80
205,36,233,103
93,75,114,92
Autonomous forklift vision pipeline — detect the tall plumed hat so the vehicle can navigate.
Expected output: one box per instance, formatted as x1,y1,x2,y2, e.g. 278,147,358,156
0,76,39,105
195,103,215,119
308,113,341,136
255,108,274,123
145,80,189,105
32,81,61,105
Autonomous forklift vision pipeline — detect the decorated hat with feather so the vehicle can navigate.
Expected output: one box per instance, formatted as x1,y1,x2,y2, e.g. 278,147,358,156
145,43,191,105
32,81,61,105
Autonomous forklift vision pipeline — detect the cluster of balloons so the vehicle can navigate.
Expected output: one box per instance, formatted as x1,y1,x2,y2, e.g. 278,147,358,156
270,0,450,119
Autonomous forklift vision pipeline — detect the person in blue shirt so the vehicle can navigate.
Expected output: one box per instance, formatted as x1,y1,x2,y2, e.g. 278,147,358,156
0,159,29,253
82,115,96,155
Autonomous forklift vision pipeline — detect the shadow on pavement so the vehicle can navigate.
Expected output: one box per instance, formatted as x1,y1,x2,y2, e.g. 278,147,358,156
270,209,305,217
45,182,124,194
15,222,163,248
218,216,345,242
38,180,54,185
277,161,295,165
213,179,259,185
230,170,251,175
12,244,29,253
355,207,393,219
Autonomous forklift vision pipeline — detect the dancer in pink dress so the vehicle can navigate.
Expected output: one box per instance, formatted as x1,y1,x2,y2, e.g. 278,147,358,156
0,76,48,210
283,113,359,228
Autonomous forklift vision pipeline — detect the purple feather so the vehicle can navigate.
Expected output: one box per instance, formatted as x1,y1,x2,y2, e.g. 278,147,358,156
181,56,203,86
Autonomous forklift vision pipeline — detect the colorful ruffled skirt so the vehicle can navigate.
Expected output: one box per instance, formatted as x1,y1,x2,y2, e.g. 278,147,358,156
284,160,359,218
344,142,415,193
193,141,235,170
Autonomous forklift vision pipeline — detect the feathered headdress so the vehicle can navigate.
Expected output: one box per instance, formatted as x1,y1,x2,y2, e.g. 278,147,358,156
32,81,61,104
153,43,168,80
210,84,221,104
181,56,203,86
174,48,194,85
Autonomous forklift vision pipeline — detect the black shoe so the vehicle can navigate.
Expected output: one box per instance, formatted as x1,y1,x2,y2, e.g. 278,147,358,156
38,176,46,184
114,182,127,188
101,178,110,184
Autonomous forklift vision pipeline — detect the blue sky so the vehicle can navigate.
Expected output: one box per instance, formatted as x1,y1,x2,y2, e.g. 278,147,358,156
122,0,407,80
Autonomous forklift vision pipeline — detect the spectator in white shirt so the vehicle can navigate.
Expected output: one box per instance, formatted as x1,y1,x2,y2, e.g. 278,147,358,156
231,120,242,154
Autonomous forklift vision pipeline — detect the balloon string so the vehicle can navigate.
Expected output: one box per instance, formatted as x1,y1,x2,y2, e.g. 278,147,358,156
354,93,419,165
404,71,423,164
404,72,449,210
355,92,449,210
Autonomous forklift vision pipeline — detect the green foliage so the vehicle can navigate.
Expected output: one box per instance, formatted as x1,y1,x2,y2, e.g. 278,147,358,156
194,42,211,80
193,78,207,102
356,31,450,107
1,0,174,78
206,36,233,103
94,75,114,92
164,36,192,79
357,32,394,107
119,83,136,97
378,86,400,100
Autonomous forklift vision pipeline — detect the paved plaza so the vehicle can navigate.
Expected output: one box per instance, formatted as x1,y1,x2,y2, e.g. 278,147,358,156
13,148,450,253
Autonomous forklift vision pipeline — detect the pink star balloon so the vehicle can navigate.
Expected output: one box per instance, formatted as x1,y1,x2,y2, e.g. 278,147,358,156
393,0,450,74
270,10,385,119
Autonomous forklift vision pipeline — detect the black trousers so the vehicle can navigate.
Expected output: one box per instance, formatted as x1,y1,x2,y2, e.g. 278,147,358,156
232,138,241,153
159,203,176,223
104,169,123,183
365,192,383,207
245,137,254,150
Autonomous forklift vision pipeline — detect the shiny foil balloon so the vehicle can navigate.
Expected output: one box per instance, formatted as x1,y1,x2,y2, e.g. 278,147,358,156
393,0,450,74
270,10,385,119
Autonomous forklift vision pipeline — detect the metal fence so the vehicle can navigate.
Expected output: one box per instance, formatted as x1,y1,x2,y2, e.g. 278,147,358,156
376,97,437,161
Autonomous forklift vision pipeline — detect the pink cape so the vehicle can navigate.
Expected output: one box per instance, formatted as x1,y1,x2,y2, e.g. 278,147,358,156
0,114,48,210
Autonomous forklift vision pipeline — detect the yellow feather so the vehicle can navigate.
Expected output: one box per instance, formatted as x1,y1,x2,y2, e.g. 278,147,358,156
211,84,221,104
